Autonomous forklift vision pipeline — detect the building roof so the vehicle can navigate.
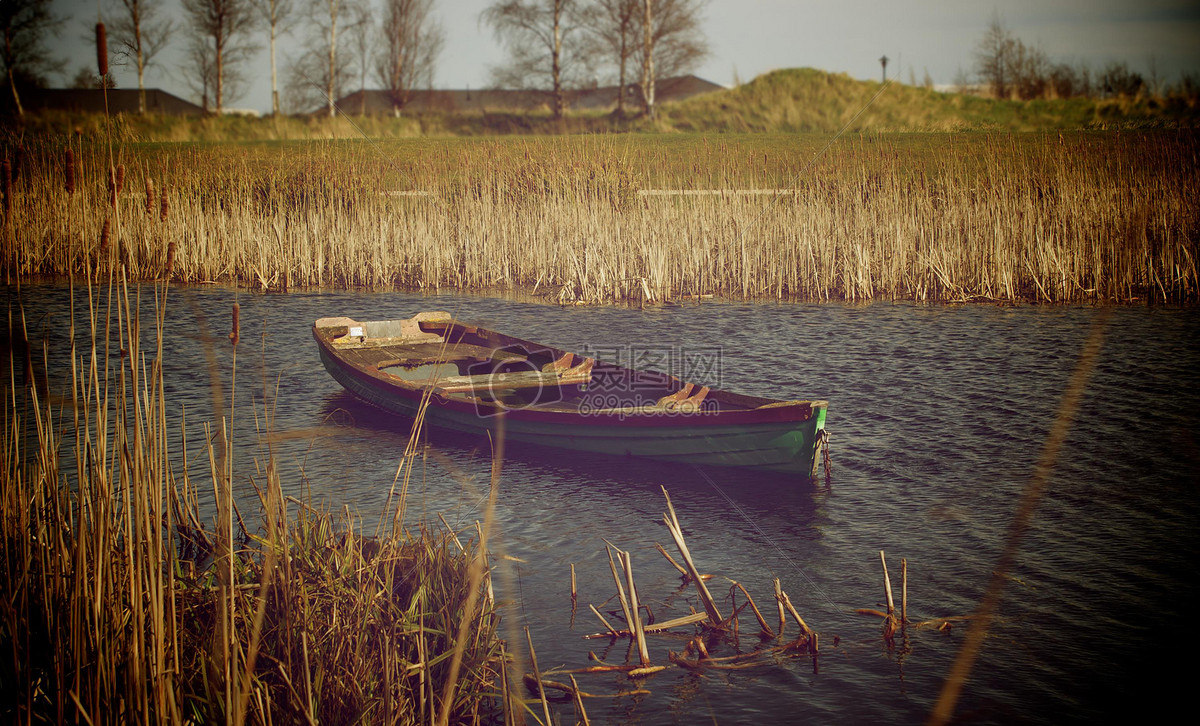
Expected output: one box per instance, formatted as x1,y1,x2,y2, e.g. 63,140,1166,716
9,89,206,116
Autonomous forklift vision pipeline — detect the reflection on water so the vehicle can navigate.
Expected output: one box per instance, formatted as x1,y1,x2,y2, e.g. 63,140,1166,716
8,282,1200,724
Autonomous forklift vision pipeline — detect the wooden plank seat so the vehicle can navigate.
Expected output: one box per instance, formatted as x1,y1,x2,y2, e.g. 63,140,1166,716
369,343,529,370
333,342,517,371
434,358,594,395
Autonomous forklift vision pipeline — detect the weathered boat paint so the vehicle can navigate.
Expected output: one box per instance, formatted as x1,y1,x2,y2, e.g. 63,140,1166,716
314,313,828,477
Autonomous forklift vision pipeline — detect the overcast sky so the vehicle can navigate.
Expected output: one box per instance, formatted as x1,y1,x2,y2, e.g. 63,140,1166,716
47,0,1200,113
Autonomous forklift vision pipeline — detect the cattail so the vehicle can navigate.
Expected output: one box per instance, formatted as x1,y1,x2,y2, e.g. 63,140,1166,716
159,189,168,220
95,23,108,78
164,240,176,277
65,149,76,194
115,164,124,194
145,178,155,216
2,159,10,216
229,303,240,346
99,216,111,254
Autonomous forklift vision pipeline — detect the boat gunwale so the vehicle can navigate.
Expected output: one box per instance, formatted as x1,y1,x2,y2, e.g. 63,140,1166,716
313,317,826,429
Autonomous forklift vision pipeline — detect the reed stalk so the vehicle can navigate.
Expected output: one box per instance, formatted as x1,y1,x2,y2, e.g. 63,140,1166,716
2,131,1194,303
0,279,504,723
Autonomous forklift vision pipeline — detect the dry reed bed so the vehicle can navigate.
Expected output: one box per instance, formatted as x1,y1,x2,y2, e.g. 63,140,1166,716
2,132,1197,303
0,282,503,724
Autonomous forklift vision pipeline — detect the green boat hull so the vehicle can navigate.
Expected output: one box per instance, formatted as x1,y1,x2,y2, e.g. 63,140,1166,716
318,343,828,476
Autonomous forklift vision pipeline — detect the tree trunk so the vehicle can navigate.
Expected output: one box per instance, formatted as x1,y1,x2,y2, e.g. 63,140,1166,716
135,15,146,114
328,4,338,117
137,54,146,114
216,36,224,113
270,17,279,115
390,43,403,116
8,69,24,119
552,0,564,119
641,0,655,120
617,32,627,115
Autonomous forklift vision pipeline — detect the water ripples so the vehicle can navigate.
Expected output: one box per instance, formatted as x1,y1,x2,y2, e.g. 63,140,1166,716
9,283,1199,724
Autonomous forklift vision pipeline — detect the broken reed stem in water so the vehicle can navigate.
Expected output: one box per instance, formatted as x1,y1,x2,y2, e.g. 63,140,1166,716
618,550,651,666
525,626,554,726
729,581,775,637
604,543,635,635
661,487,724,625
881,550,896,616
570,674,591,726
655,542,689,578
775,578,787,639
777,589,814,639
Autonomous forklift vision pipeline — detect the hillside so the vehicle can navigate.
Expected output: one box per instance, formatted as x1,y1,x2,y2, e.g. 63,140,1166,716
658,68,1200,133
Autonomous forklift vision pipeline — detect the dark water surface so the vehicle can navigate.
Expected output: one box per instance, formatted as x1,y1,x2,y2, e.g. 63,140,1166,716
10,283,1200,724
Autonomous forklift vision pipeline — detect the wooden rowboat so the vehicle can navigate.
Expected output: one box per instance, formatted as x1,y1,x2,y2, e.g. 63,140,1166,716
313,312,828,476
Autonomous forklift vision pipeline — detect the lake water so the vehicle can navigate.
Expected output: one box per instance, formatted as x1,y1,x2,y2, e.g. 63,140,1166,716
9,282,1200,724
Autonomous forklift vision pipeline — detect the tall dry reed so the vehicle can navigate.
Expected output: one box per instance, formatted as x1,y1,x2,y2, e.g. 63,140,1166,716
0,280,505,724
1,131,1196,303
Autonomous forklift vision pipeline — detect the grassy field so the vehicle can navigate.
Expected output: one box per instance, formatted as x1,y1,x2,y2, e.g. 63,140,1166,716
2,129,1197,303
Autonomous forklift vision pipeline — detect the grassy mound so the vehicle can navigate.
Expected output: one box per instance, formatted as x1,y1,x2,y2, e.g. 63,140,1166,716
660,68,1200,133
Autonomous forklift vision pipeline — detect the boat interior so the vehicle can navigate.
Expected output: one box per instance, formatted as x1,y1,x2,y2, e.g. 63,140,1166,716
316,313,807,415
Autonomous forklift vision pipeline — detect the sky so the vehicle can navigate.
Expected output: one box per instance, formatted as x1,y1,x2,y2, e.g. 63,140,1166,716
45,0,1200,113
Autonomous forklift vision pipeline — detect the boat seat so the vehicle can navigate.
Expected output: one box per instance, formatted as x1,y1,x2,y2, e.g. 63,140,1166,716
435,357,594,395
320,312,450,347
655,383,710,412
362,315,445,344
370,344,529,374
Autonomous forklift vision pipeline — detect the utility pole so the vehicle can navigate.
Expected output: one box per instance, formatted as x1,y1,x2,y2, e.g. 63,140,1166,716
880,55,889,83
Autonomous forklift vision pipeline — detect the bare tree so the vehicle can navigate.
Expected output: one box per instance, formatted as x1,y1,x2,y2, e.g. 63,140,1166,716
345,0,374,113
376,0,443,115
70,66,116,89
1008,40,1049,99
974,11,1014,98
255,0,296,115
579,0,637,115
293,0,357,115
1101,61,1144,98
319,0,345,116
482,0,582,119
183,0,258,113
636,0,709,118
282,46,339,112
183,33,215,110
1,0,61,117
109,0,174,113
974,14,1091,101
640,0,653,118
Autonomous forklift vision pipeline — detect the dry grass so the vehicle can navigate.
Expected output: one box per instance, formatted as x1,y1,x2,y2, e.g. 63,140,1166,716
1,130,1197,303
0,279,504,724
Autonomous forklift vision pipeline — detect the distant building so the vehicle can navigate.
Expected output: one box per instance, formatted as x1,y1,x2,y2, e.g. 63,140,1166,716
331,75,725,115
8,89,205,116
